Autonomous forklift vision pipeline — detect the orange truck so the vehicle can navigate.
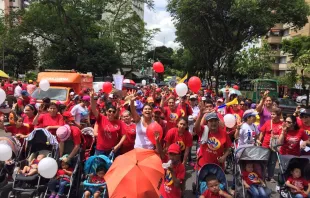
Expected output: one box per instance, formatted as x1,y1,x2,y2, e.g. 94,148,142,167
31,70,93,104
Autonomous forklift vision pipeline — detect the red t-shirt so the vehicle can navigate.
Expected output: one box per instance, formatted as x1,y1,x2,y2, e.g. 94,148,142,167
36,113,65,135
287,177,309,193
302,124,310,138
120,122,136,154
96,114,124,151
242,171,262,185
164,107,182,131
226,106,244,123
202,189,229,198
23,115,35,132
280,128,309,156
4,83,14,95
160,162,185,198
197,126,232,169
164,128,193,152
69,125,82,145
5,125,29,136
260,120,283,148
57,167,74,182
177,103,193,117
91,175,105,184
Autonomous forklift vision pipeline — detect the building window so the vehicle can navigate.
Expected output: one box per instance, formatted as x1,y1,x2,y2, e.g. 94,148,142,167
280,56,287,64
283,29,290,36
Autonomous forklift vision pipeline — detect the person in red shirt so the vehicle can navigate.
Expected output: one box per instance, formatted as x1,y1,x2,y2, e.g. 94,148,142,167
160,143,186,198
226,103,244,124
34,102,64,135
279,115,310,156
177,96,193,117
120,111,136,154
258,107,283,182
165,117,193,165
4,80,16,108
84,166,106,198
90,90,126,157
242,163,268,198
4,115,30,143
300,109,310,155
160,95,181,131
285,167,310,198
200,175,232,198
153,108,167,146
195,112,232,170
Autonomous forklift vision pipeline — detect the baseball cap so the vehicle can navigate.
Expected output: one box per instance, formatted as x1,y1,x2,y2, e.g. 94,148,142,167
188,115,194,122
56,125,71,142
243,109,258,119
156,88,161,93
205,113,219,121
82,95,91,102
137,90,143,95
154,108,161,114
190,95,197,99
62,111,75,121
21,90,29,96
12,81,18,84
147,97,154,103
202,97,207,101
70,92,75,96
109,94,114,99
217,98,224,103
168,143,181,154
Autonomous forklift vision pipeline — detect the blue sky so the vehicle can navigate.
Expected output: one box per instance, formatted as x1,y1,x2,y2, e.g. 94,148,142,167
144,0,179,48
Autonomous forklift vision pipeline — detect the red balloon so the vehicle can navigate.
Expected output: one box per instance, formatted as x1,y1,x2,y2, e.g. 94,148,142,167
102,82,113,93
153,62,164,73
146,122,163,145
188,76,202,93
233,85,239,90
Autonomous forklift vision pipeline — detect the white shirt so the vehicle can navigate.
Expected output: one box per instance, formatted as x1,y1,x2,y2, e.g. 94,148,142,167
14,85,22,98
70,104,88,124
238,122,260,146
134,118,154,150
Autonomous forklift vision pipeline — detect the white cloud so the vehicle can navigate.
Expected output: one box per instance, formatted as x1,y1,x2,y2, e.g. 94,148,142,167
144,1,179,49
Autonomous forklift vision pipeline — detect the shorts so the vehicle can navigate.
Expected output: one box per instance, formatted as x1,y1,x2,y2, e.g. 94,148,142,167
86,186,104,195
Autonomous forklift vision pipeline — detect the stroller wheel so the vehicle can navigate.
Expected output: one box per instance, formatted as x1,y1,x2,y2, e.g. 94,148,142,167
7,191,14,198
192,182,196,194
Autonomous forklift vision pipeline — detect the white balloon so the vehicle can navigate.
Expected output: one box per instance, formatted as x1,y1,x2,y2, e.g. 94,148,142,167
224,114,237,128
0,143,12,161
175,83,188,97
142,80,146,86
38,157,58,178
0,88,6,104
39,80,50,91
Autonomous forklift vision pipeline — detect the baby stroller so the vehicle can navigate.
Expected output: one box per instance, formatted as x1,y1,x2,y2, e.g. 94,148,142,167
82,155,113,198
43,129,85,198
234,145,271,198
8,128,58,198
81,127,95,160
0,136,22,195
276,155,310,198
193,163,229,197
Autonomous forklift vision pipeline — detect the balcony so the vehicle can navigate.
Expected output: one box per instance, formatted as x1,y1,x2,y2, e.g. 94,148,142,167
267,36,282,44
279,63,289,70
272,23,283,30
272,63,279,70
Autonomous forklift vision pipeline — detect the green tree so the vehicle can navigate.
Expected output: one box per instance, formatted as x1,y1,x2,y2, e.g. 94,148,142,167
282,36,310,62
146,46,174,67
167,0,310,86
234,41,275,79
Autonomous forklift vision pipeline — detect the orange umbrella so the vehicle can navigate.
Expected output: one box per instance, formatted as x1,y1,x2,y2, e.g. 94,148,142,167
105,148,164,198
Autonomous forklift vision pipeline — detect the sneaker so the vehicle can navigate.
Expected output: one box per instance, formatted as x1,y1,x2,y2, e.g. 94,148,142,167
49,194,56,198
55,195,60,198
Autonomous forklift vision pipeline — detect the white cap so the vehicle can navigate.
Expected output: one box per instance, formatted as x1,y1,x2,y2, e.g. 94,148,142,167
12,81,18,84
190,95,197,99
202,97,207,101
109,94,114,98
70,92,75,96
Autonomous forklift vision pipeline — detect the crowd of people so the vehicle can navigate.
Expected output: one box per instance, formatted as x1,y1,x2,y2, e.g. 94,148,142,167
0,78,310,198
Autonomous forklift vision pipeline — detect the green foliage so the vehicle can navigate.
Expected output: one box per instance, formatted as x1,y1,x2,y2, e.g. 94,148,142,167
25,72,38,81
235,41,275,79
167,0,310,84
275,71,297,88
146,46,174,67
282,36,310,62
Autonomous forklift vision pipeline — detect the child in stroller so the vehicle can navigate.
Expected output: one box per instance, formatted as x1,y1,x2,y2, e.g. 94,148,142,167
200,174,232,198
20,154,45,176
285,167,310,198
84,166,106,198
242,162,268,198
48,155,74,198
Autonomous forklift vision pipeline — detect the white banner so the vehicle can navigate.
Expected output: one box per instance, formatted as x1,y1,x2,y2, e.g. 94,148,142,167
113,74,124,90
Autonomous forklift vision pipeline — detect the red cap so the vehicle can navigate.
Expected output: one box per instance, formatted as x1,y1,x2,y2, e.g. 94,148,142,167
156,88,161,93
154,108,161,113
62,111,75,121
168,143,181,154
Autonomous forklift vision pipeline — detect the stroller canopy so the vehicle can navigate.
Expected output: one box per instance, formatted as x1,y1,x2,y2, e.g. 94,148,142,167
235,146,270,163
279,155,310,173
81,127,94,137
198,163,228,189
25,128,58,146
0,136,21,157
84,155,112,175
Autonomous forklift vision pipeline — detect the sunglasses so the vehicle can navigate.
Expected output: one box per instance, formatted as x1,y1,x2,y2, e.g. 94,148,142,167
285,120,292,124
108,110,116,114
240,104,245,106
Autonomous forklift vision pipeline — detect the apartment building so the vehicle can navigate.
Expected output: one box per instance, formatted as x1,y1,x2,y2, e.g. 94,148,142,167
266,0,310,76
0,0,28,14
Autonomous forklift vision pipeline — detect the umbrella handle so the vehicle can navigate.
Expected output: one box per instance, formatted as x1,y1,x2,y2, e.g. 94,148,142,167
109,151,114,162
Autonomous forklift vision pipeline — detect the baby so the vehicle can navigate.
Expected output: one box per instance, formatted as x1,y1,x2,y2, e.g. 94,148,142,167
200,175,232,198
21,154,45,176
285,167,310,198
242,162,268,198
84,166,106,198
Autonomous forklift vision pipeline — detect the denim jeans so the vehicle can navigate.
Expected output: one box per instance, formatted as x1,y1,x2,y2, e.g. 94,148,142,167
48,179,69,195
267,149,277,178
294,194,310,198
248,184,268,198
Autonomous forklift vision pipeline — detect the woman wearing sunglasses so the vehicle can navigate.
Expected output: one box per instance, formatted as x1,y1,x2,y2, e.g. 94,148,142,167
278,115,310,156
90,90,126,157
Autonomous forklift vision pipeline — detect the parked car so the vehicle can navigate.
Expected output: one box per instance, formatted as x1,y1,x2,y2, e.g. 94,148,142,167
296,95,310,106
278,98,297,116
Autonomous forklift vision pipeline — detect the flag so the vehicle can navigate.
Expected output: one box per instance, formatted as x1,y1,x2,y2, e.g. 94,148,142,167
179,73,188,83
